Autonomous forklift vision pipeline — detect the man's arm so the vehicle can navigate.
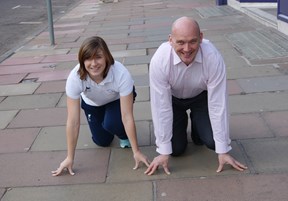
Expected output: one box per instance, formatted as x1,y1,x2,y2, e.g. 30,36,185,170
206,48,247,172
146,53,173,175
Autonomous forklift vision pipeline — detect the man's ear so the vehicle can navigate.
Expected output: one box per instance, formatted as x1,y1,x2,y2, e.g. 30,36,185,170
168,34,173,45
199,32,203,43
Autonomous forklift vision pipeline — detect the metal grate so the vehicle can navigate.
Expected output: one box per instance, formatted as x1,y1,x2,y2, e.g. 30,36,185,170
226,29,288,60
196,6,239,18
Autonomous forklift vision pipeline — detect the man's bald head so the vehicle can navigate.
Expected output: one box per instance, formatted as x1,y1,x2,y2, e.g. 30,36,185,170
171,17,201,37
169,16,203,65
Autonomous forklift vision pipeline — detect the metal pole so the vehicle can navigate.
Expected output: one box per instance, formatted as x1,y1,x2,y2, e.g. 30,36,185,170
46,0,55,45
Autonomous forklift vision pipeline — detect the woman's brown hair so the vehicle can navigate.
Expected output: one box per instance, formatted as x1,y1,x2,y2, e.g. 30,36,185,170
77,36,114,80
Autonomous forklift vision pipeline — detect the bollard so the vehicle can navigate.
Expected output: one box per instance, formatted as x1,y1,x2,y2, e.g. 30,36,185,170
46,0,55,45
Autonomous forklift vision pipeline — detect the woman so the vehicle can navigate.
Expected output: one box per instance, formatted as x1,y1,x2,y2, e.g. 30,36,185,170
52,36,149,176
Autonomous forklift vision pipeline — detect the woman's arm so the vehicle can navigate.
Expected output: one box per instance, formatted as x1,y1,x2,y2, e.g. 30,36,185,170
52,96,81,176
66,97,81,160
120,93,149,169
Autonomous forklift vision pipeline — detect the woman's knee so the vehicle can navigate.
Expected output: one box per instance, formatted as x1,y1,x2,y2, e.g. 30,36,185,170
92,136,113,147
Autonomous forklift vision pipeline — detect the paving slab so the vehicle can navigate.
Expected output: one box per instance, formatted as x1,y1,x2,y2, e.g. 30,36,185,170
11,49,70,58
54,22,89,28
0,149,110,187
53,61,77,70
127,41,162,50
55,41,83,49
40,54,77,63
0,110,18,129
237,75,288,93
249,56,288,65
107,142,248,183
0,74,26,85
30,120,151,152
222,51,251,69
0,56,44,66
229,92,288,114
0,93,62,110
1,182,153,201
7,108,68,128
155,173,288,201
0,83,40,96
34,81,66,94
134,120,151,146
135,86,150,102
111,49,146,58
56,94,67,107
30,125,97,151
262,111,288,137
126,64,148,76
145,35,168,42
25,69,70,82
0,128,40,153
227,65,282,79
41,29,85,37
278,63,288,74
133,74,149,86
123,55,153,65
227,80,243,95
0,63,56,75
230,113,273,139
0,188,5,199
134,101,151,121
129,28,170,37
98,36,142,45
241,137,288,173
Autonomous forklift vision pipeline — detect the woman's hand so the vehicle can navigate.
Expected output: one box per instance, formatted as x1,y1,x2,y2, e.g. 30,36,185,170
133,150,150,170
51,157,75,176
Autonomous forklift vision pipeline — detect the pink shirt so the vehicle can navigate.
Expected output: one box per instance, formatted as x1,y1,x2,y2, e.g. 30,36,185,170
149,40,232,155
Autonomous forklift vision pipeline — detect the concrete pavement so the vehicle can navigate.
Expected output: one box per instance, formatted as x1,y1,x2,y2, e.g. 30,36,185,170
0,0,288,200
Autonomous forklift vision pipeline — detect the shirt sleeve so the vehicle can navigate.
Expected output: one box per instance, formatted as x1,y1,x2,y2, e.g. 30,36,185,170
206,51,232,154
117,63,134,97
65,65,83,100
149,54,173,155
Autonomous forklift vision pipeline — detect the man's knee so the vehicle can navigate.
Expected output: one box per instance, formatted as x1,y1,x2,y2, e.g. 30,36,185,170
205,140,215,151
171,144,187,156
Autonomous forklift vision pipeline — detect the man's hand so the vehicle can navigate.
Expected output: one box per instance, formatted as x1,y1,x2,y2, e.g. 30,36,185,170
51,157,75,176
133,151,150,170
217,153,248,173
144,154,170,175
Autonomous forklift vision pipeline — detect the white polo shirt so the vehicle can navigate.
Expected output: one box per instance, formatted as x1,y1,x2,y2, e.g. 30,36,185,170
66,61,134,106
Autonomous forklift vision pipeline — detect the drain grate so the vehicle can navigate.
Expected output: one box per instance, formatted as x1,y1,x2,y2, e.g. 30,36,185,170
226,29,288,60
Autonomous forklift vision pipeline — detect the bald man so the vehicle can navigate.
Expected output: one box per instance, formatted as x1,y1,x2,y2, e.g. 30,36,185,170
146,16,247,175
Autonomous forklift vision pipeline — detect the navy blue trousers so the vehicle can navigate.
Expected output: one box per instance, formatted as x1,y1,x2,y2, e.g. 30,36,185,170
171,91,215,156
81,87,137,147
81,98,127,147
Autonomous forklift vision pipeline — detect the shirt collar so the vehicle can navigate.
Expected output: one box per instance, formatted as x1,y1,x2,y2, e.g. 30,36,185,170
172,46,203,66
87,65,114,86
100,66,113,85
